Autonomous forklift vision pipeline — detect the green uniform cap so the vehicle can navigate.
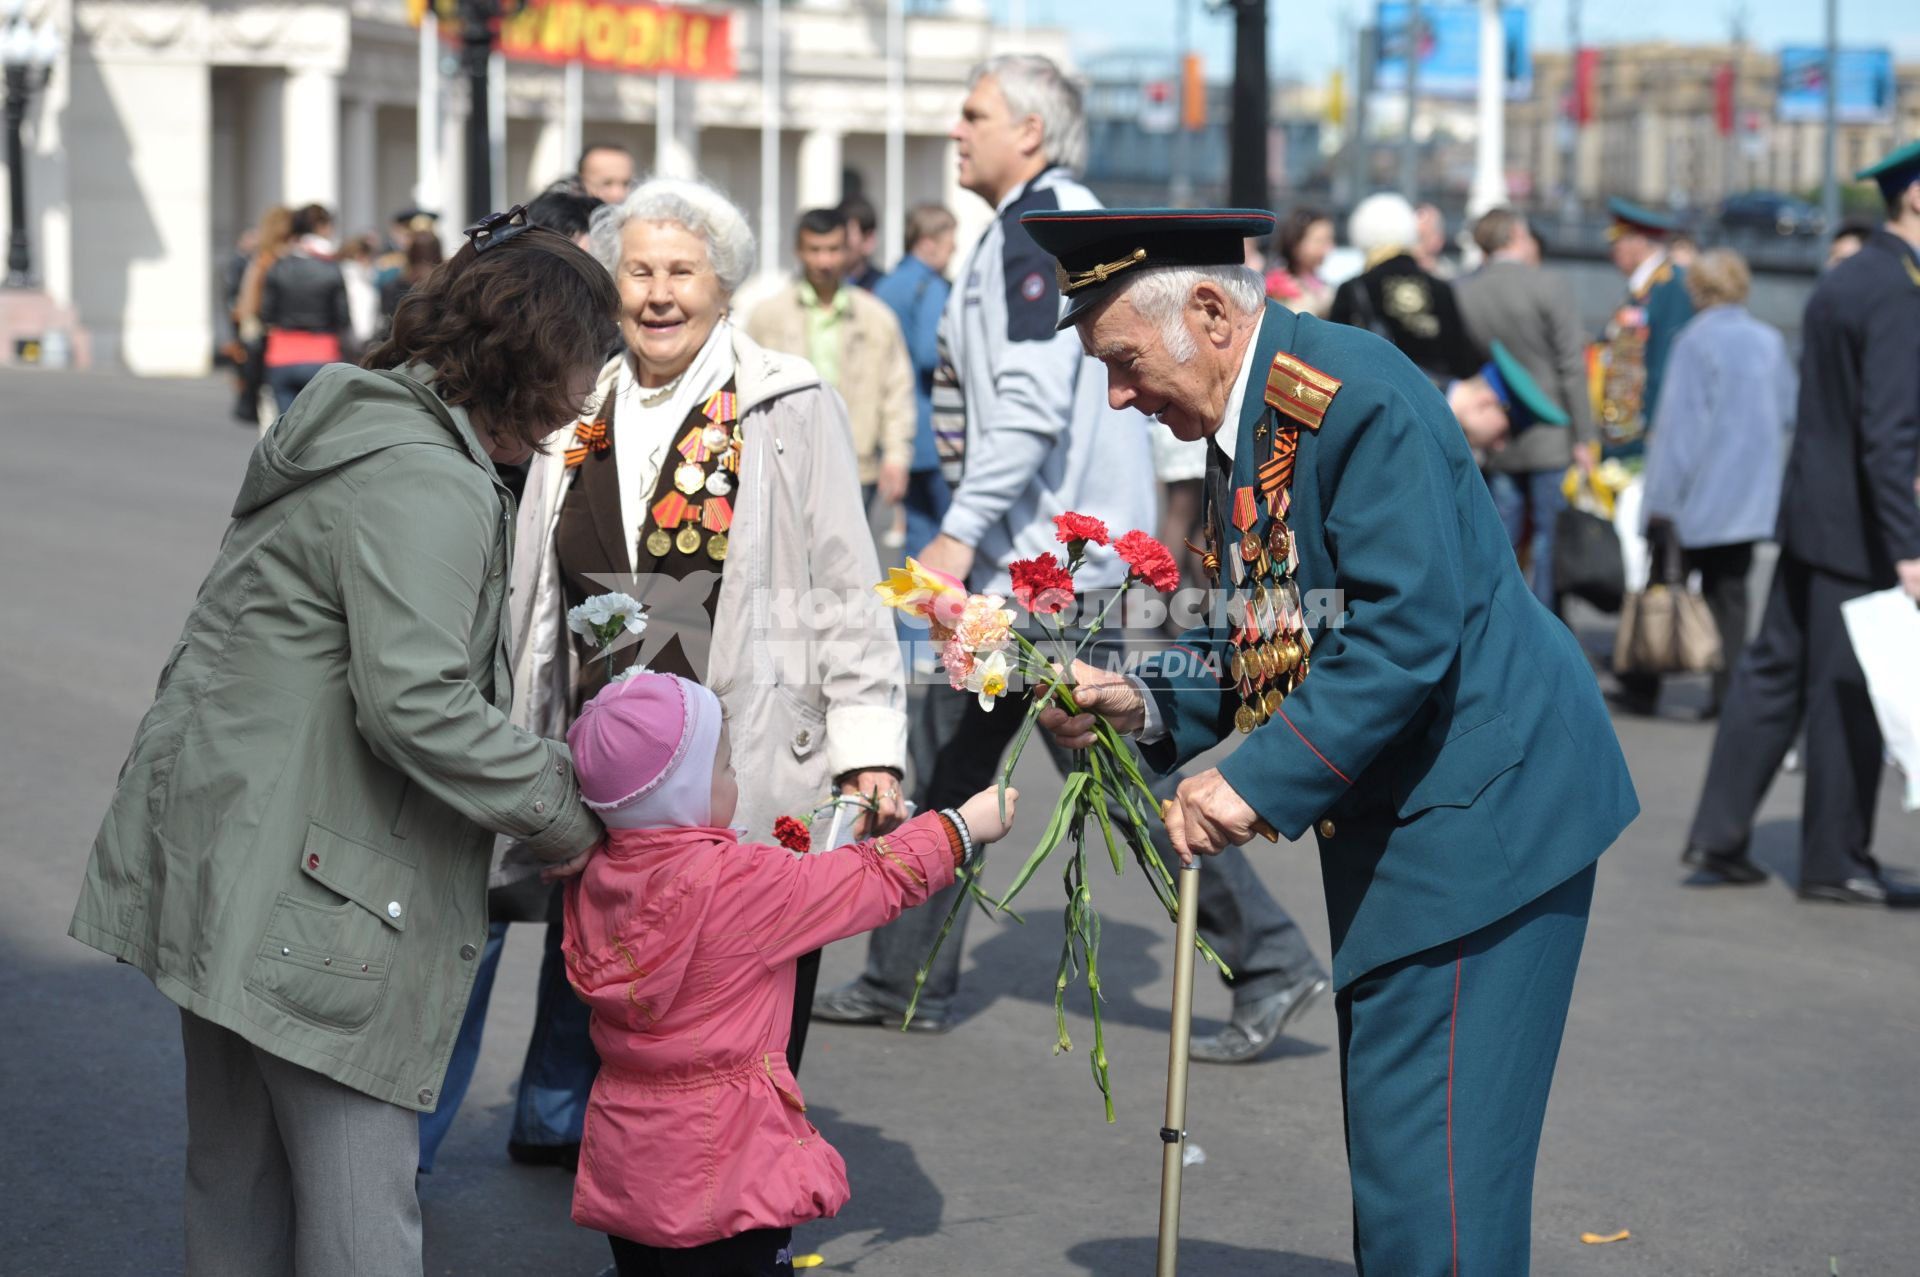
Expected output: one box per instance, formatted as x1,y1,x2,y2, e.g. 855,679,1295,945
1018,207,1277,330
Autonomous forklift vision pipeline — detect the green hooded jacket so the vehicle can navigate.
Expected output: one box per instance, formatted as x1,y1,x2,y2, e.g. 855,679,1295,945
69,363,601,1110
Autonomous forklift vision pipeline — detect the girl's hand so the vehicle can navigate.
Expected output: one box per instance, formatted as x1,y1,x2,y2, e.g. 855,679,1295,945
540,841,601,883
956,786,1020,845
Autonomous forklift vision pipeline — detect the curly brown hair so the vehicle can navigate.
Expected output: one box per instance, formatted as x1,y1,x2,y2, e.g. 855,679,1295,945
363,226,619,451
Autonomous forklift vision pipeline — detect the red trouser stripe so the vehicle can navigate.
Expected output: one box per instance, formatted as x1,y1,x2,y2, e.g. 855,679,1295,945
1447,940,1464,1277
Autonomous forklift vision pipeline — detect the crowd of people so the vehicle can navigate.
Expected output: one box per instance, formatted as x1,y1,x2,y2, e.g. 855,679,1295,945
76,42,1920,1277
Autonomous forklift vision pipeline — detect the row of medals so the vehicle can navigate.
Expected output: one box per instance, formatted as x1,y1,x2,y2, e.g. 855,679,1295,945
1228,510,1311,736
643,413,740,563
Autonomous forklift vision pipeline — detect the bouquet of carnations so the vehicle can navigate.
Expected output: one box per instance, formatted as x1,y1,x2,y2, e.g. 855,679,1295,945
874,513,1226,1120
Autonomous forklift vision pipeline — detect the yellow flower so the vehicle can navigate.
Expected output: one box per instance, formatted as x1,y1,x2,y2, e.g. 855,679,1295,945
874,558,967,632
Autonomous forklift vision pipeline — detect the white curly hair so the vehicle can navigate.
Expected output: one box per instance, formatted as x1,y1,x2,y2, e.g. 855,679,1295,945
588,176,757,293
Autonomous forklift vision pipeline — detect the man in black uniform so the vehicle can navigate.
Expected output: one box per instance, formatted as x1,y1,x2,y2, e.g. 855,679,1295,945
1680,139,1920,904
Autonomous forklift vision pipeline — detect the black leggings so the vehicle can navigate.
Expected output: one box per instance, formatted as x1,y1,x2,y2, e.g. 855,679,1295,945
608,1228,795,1277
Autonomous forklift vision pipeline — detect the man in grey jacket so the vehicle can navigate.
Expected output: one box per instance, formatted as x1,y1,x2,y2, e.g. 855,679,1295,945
815,54,1330,1057
1456,208,1599,612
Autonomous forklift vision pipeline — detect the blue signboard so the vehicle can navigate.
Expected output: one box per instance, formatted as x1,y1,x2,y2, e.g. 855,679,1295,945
1776,47,1895,124
1375,3,1531,101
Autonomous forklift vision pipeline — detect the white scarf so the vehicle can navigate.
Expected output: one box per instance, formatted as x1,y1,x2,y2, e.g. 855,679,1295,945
611,319,738,573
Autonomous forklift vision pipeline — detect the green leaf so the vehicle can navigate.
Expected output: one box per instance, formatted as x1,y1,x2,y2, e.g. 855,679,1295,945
996,772,1087,908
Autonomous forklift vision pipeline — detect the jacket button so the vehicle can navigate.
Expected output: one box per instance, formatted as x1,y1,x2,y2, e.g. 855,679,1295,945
1317,819,1336,839
459,943,478,961
534,800,546,814
307,853,320,870
419,1087,435,1105
387,901,403,919
795,729,811,748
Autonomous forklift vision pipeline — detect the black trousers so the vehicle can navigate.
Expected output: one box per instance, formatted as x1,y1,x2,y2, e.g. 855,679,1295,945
1617,541,1755,712
851,641,1322,1021
609,1227,793,1277
1687,552,1888,885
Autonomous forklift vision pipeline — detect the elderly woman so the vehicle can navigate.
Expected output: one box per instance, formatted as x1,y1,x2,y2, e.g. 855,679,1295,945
506,177,909,1073
1638,248,1796,716
70,214,618,1274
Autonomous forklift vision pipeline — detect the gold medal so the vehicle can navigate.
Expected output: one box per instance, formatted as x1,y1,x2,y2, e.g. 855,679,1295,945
1263,688,1285,715
706,532,728,561
675,524,703,555
1254,699,1271,726
645,527,672,557
1268,519,1291,561
1229,648,1245,683
673,462,705,496
1235,703,1258,735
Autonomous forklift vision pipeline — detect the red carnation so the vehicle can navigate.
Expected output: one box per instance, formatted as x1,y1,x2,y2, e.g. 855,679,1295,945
1053,512,1111,552
773,815,812,853
1114,529,1181,592
1009,553,1077,615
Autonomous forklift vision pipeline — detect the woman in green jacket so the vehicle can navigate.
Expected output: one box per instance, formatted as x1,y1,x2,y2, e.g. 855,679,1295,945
68,212,620,1277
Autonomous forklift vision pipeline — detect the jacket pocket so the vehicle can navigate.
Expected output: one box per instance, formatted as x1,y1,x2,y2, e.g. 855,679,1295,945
243,822,414,1032
1391,713,1523,820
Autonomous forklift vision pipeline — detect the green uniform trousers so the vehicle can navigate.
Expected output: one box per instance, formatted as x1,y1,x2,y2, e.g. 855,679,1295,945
1337,863,1595,1275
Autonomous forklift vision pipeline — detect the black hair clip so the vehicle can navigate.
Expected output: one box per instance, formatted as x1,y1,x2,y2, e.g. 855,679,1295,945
465,205,533,253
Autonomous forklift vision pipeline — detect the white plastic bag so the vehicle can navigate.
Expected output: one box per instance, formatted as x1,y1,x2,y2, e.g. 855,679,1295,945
1840,588,1920,812
1612,475,1650,594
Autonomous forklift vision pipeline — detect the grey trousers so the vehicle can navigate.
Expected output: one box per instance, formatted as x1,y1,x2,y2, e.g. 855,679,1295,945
180,1010,423,1277
851,676,1323,1020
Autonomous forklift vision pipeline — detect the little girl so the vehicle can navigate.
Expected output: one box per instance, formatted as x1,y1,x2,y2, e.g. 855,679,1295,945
561,671,1019,1276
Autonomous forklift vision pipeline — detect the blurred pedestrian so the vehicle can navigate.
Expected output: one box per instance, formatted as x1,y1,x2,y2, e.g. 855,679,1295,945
229,204,292,425
1634,249,1795,717
577,142,637,203
339,234,383,356
1331,193,1482,385
1413,201,1455,279
526,188,600,248
1265,205,1335,317
1597,198,1693,452
1456,207,1599,610
68,215,618,1277
260,203,350,418
746,207,916,511
1678,141,1920,903
1826,219,1874,269
873,203,959,555
839,193,885,289
378,230,443,331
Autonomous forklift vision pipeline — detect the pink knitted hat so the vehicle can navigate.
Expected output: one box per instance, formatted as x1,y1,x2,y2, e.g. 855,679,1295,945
567,672,723,828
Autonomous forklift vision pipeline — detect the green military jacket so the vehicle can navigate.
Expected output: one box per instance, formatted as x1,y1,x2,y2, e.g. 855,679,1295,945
69,364,600,1110
1137,303,1639,988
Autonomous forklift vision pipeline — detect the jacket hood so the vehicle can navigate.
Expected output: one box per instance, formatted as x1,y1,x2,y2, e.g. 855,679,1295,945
564,827,740,1024
233,363,490,517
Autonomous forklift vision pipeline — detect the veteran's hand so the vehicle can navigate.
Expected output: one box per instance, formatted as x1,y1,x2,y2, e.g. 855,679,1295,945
540,840,602,883
1037,659,1146,747
840,769,908,837
915,533,975,586
1161,769,1264,864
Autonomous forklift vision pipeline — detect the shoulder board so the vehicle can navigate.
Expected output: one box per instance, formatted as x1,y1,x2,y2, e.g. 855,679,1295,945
1904,255,1920,288
1264,353,1342,432
1653,263,1675,286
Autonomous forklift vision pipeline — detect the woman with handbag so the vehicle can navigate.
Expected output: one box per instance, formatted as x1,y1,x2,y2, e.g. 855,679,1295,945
1627,249,1796,716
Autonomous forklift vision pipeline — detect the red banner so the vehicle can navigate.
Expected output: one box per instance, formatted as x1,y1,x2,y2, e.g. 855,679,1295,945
498,0,735,79
1572,48,1598,126
1713,63,1735,136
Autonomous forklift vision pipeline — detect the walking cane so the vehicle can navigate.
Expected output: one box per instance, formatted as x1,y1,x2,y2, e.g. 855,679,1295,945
1155,861,1202,1277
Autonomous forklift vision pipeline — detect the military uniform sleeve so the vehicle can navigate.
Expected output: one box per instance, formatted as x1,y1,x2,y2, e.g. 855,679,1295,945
336,451,601,859
1131,627,1240,772
1858,281,1920,562
1643,279,1693,421
1215,386,1468,838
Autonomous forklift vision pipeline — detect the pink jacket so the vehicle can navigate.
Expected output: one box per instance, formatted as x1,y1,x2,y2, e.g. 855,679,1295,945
564,810,960,1248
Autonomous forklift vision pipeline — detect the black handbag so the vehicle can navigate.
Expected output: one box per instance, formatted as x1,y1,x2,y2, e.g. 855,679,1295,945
1552,506,1625,613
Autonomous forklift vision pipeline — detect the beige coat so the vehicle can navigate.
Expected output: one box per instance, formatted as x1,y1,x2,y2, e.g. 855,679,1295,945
498,330,907,882
744,282,915,486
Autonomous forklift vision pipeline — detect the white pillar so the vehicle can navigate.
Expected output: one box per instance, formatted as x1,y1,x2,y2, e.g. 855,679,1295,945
416,10,442,215
883,0,905,268
489,49,507,212
655,74,699,180
283,66,341,209
1466,0,1507,216
562,60,584,175
342,98,378,233
796,126,842,214
758,0,782,280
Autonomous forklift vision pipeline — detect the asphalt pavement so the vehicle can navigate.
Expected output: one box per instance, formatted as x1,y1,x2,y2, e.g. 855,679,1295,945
3,366,1916,1276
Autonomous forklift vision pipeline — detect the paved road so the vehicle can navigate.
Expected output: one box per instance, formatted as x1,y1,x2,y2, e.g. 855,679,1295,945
3,367,1916,1276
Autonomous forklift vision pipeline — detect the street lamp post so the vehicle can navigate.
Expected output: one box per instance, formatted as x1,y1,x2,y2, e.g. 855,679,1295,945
455,0,520,226
3,3,61,289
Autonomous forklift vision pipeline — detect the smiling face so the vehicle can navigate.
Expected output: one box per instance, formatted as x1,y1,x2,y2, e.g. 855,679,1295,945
617,219,729,387
1079,286,1250,442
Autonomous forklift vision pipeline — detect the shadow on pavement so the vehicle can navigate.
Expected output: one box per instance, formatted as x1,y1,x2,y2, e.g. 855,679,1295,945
1067,1236,1355,1275
793,1104,943,1270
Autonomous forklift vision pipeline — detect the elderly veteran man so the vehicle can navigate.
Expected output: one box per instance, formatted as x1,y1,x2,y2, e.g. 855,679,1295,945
1029,208,1639,1275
